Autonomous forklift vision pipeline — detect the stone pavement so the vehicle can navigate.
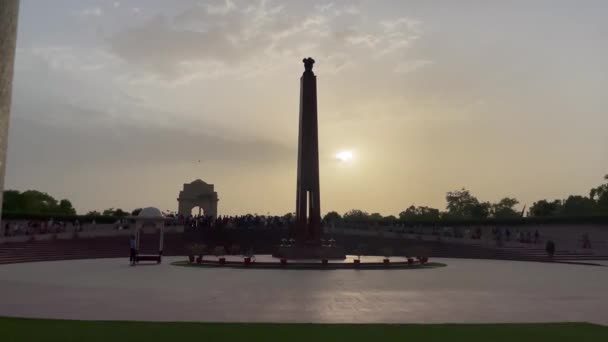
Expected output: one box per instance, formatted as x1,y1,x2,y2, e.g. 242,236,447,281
0,257,606,324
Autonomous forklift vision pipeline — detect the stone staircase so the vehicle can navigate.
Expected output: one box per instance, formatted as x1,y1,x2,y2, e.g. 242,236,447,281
0,234,187,265
492,245,608,262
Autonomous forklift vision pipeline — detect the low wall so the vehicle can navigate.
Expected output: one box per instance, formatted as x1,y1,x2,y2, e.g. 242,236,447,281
0,224,184,244
333,223,608,252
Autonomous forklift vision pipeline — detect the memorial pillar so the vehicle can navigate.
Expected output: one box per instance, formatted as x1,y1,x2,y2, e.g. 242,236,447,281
0,0,19,215
295,58,322,243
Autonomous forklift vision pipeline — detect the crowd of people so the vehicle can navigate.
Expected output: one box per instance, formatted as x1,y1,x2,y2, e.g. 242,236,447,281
178,214,294,231
2,215,599,254
3,219,81,237
492,227,542,244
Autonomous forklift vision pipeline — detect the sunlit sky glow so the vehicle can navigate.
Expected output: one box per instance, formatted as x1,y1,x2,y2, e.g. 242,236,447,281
6,0,608,215
335,150,353,163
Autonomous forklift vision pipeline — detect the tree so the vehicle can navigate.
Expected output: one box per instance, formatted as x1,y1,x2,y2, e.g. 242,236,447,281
102,208,129,217
590,174,608,200
529,199,563,217
2,190,76,215
58,199,76,215
470,201,491,219
343,209,369,222
323,211,341,223
445,188,490,219
369,212,383,222
2,190,22,212
590,174,608,212
491,197,520,218
85,210,101,216
383,215,398,223
561,195,597,216
399,205,440,221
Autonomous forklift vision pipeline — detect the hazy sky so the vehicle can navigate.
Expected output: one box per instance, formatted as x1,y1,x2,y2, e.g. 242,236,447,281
6,0,608,215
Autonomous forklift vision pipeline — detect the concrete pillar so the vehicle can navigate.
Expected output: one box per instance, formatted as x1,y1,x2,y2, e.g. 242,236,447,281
0,1,19,216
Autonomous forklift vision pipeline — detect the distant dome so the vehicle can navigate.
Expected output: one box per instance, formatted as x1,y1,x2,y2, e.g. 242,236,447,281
138,207,163,218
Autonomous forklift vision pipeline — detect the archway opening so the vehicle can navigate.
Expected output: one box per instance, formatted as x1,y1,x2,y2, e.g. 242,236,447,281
190,206,205,217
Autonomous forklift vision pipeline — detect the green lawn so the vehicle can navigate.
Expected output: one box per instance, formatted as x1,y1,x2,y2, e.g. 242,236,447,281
1,317,606,342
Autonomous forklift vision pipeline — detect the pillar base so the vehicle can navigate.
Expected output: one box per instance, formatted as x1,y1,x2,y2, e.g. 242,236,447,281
273,244,345,260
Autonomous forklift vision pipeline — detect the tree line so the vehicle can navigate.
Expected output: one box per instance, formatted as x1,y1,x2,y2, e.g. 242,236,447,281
1,190,131,218
324,174,608,224
3,175,608,223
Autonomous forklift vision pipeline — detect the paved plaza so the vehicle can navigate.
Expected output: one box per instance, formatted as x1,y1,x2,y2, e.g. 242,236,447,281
0,257,606,324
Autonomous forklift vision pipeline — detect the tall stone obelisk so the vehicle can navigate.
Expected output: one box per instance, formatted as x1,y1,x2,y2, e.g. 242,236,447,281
295,57,321,244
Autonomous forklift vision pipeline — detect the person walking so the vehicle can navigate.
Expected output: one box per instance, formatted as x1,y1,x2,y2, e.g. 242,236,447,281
129,235,137,266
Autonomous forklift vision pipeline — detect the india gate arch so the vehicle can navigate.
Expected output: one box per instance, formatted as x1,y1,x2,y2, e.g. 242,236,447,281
177,179,219,218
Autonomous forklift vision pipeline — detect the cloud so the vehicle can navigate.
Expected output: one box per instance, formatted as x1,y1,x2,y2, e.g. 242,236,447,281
380,17,421,33
394,59,433,73
315,3,335,13
106,2,423,81
108,16,249,78
205,0,238,15
346,34,380,48
344,6,360,15
113,2,120,8
8,107,293,168
81,7,103,17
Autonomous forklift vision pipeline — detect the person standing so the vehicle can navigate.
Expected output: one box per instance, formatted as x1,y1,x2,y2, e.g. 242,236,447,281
129,235,137,266
546,240,555,258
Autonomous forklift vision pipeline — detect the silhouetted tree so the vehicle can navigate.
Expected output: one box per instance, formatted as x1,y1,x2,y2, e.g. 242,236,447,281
58,199,76,215
102,208,129,217
2,190,22,212
323,211,341,223
590,174,608,212
383,215,398,223
491,197,520,218
399,205,440,221
529,199,563,217
561,195,597,216
369,212,383,222
2,190,76,215
343,209,369,222
445,188,490,219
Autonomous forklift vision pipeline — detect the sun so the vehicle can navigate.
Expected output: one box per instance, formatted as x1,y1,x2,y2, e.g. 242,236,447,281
335,150,353,162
